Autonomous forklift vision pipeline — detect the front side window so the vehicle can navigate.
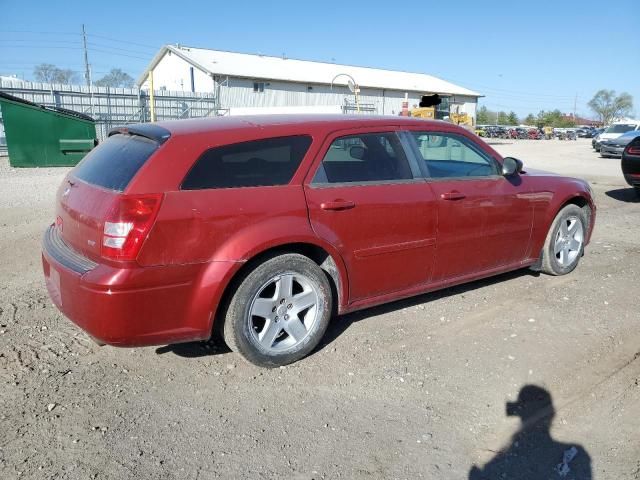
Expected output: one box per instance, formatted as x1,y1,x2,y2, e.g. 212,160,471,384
312,132,413,184
182,135,312,190
409,132,498,178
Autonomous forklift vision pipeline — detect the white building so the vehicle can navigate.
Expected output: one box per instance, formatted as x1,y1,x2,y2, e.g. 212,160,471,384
137,45,481,120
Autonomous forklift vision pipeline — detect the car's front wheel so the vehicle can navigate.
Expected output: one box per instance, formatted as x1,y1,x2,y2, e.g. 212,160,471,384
540,204,588,275
222,253,332,367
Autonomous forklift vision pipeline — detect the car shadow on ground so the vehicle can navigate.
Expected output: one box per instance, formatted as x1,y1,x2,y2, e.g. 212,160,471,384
605,187,639,203
316,268,538,352
155,338,231,358
157,268,539,360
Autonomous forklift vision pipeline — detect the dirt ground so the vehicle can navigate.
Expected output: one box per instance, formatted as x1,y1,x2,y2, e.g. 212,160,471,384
0,138,638,480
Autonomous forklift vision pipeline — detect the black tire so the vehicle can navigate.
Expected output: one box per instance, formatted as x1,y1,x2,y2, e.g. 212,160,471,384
540,204,589,276
222,253,332,367
634,187,640,199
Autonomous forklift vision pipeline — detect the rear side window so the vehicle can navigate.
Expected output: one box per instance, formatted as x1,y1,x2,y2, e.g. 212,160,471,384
182,135,312,190
73,134,158,191
312,132,413,184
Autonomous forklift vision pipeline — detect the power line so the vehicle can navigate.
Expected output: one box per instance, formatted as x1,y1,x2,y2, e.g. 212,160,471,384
0,42,149,61
86,33,158,51
0,38,81,45
0,30,80,36
87,42,156,57
88,48,149,61
0,30,158,52
1,45,84,50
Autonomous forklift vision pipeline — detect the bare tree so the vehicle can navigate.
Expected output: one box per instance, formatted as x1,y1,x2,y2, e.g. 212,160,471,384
95,68,135,88
588,90,633,125
33,64,78,84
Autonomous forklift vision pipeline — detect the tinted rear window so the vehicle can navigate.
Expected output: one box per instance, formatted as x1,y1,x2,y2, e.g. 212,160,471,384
182,135,312,190
73,134,158,191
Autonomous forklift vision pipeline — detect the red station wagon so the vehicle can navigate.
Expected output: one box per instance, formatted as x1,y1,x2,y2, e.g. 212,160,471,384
42,115,596,367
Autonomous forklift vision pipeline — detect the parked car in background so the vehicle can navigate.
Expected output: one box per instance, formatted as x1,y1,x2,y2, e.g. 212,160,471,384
594,122,640,152
591,128,606,149
577,127,596,138
600,130,640,158
621,136,640,198
41,115,596,367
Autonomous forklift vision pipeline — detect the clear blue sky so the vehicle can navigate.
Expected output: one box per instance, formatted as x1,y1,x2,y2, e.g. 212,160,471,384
1,0,638,119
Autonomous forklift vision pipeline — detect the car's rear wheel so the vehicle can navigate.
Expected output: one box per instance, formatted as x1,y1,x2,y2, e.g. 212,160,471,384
540,204,588,276
223,254,332,367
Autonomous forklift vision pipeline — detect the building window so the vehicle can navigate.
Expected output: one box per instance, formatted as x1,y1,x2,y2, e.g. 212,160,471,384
435,96,451,120
253,82,265,93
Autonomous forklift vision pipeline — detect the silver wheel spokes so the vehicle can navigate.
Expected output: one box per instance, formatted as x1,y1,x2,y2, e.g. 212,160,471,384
249,273,319,352
554,216,584,267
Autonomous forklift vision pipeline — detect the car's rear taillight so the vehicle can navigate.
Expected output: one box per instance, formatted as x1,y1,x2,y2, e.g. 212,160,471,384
626,146,640,156
102,194,163,261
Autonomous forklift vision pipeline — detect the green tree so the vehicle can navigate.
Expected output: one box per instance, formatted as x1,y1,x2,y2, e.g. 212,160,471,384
588,90,634,125
536,110,576,128
506,111,519,125
523,114,537,126
477,105,492,124
95,68,135,88
33,63,77,84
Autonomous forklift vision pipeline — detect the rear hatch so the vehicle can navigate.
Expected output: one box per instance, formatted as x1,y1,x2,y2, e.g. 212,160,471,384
55,126,168,262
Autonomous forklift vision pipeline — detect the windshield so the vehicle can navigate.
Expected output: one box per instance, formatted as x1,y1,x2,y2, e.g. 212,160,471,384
605,124,637,134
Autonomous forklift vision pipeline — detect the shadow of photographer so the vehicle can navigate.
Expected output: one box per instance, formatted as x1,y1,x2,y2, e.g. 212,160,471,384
469,385,592,480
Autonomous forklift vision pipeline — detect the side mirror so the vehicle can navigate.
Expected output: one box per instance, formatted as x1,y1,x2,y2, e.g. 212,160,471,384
502,157,523,176
349,145,366,160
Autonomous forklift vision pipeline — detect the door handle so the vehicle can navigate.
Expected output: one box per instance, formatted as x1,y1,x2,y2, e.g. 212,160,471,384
320,199,356,211
440,191,466,200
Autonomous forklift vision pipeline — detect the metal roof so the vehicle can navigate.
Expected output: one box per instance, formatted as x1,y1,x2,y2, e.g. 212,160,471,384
137,45,481,97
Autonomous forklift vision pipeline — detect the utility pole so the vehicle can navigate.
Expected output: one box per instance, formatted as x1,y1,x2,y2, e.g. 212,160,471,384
573,94,577,121
82,24,91,87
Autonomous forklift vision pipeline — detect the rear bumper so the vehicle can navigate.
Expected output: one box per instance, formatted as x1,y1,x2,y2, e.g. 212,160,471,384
623,173,640,188
42,226,239,347
622,154,640,187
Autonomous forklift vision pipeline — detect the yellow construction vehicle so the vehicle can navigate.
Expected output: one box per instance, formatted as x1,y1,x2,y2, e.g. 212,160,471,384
450,112,472,127
410,107,436,119
410,107,472,127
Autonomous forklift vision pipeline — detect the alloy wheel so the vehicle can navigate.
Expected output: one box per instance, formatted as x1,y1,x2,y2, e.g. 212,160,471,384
248,272,320,352
554,216,584,267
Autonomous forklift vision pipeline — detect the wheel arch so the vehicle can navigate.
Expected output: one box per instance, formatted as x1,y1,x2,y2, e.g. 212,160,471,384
553,194,593,234
531,192,594,271
210,241,349,338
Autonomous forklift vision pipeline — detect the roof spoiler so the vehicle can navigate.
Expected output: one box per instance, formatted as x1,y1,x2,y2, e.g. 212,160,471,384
108,124,171,144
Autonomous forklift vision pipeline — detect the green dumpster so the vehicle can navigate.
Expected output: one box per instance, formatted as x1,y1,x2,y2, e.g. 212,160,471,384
0,92,97,167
